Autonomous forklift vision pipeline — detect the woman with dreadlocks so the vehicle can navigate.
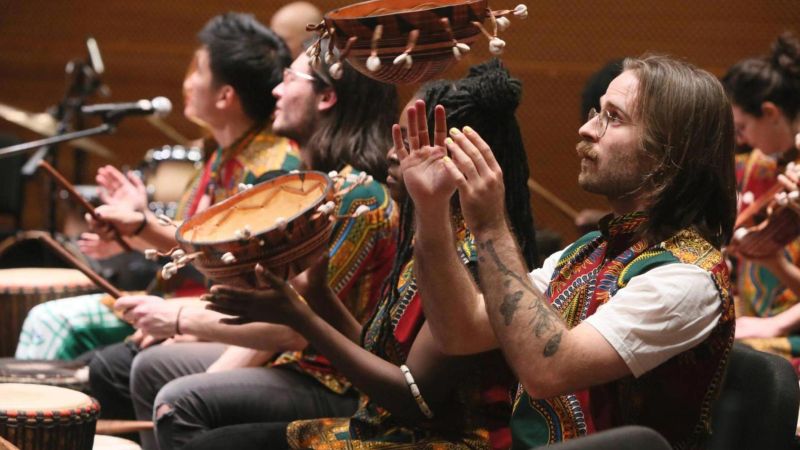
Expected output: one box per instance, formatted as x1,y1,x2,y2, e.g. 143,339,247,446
199,59,537,449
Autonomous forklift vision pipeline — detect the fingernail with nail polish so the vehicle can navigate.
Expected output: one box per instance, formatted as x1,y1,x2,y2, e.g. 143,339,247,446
463,126,473,134
449,127,460,136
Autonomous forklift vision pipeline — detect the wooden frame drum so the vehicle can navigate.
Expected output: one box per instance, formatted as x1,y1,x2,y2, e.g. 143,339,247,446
176,171,335,287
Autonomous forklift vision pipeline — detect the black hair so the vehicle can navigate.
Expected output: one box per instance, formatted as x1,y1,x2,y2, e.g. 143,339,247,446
722,31,800,120
382,59,538,305
198,12,292,122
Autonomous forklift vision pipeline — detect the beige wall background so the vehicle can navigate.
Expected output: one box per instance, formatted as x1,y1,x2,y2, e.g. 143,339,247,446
0,0,798,242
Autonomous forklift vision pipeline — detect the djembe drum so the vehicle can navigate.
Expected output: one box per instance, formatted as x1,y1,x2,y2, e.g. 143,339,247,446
0,383,99,450
0,269,99,357
0,360,89,393
91,435,140,450
175,171,335,287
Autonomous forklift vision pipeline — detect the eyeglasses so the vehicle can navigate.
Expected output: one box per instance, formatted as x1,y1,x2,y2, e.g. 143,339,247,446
282,67,316,84
587,108,632,138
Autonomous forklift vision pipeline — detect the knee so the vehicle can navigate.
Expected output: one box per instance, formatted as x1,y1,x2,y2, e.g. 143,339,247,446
130,349,164,402
156,402,174,421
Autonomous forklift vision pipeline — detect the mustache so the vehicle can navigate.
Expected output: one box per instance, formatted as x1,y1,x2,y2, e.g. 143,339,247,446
576,140,598,160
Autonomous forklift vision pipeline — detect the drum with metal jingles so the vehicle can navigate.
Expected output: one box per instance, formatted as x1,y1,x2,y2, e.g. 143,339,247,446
175,171,335,287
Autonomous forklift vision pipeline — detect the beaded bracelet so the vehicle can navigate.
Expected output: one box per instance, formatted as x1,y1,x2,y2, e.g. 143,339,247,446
399,364,434,419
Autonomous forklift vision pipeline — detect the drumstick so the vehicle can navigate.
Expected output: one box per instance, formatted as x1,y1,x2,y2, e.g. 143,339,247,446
96,419,154,435
735,182,783,229
37,232,123,299
527,178,579,221
38,160,133,252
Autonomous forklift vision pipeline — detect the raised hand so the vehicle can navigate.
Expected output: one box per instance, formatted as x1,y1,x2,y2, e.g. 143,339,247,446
442,126,507,234
96,165,148,211
205,264,310,326
396,100,458,212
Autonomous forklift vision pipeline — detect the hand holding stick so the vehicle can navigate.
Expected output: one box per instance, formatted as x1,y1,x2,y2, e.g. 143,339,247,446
38,160,132,252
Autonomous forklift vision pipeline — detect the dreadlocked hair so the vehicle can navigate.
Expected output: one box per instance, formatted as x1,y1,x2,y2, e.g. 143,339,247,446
428,58,538,270
379,59,538,306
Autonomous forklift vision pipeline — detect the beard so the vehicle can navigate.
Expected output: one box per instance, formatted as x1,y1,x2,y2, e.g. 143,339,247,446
272,97,319,145
576,139,652,200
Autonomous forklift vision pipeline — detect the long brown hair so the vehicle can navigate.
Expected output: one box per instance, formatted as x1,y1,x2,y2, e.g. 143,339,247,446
625,55,736,248
303,39,398,182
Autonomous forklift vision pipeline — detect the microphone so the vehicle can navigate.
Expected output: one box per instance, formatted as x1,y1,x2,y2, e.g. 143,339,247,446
81,96,172,121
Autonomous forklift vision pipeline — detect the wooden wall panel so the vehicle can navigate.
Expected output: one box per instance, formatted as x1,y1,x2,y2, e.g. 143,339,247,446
0,0,798,244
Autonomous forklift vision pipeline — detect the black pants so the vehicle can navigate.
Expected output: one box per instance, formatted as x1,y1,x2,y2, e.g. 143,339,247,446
89,341,358,450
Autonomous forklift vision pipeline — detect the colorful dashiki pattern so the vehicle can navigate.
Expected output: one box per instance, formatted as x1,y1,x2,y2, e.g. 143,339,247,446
288,214,514,449
271,165,398,394
510,213,734,450
735,149,800,358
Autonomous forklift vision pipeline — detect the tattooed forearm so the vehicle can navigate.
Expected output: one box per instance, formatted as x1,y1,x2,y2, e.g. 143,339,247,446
480,238,563,356
528,300,558,337
543,332,562,357
479,240,539,296
500,291,523,325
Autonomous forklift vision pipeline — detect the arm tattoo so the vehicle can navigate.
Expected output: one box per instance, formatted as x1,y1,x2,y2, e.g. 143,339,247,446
500,291,523,325
481,239,563,356
543,332,562,357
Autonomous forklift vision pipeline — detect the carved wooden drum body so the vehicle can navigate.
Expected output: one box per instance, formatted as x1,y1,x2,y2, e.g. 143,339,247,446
0,269,98,357
0,383,99,450
177,171,334,287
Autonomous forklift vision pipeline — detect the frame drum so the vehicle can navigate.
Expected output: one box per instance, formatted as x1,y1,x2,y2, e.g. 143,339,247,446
177,171,334,287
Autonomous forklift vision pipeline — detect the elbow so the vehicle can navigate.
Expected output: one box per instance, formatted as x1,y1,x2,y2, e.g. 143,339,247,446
429,327,497,356
434,337,475,356
518,371,568,400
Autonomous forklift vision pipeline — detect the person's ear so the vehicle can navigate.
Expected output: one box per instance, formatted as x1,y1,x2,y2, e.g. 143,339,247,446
216,85,236,110
317,88,338,112
761,101,783,122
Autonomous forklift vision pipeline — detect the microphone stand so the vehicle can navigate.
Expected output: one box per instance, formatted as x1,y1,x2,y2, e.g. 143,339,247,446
16,58,104,236
0,123,116,161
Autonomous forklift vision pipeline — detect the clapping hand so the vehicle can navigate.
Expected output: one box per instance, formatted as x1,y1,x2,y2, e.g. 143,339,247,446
395,100,458,212
442,125,507,234
96,165,148,212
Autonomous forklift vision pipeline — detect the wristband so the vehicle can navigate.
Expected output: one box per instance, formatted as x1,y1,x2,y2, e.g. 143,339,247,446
133,210,148,236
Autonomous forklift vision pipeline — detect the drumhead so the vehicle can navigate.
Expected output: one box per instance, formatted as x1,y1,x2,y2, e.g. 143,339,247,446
0,359,88,388
0,383,93,411
0,268,95,293
92,435,142,450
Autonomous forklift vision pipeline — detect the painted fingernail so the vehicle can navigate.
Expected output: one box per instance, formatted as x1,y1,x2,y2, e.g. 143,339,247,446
445,137,454,145
463,126,474,134
449,127,460,136
442,156,452,163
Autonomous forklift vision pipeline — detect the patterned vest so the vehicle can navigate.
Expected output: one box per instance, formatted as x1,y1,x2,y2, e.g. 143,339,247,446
510,212,735,450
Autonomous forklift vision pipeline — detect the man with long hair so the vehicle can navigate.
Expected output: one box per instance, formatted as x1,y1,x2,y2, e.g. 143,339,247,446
96,40,399,450
402,55,736,448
